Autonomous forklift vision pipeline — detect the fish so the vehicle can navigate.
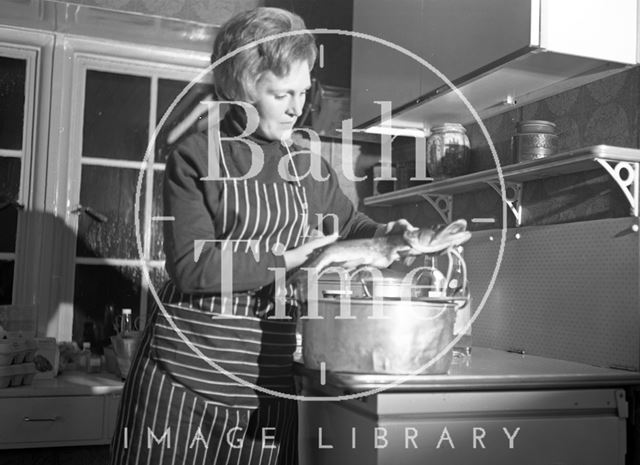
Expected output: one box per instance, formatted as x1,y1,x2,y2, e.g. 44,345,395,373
298,218,471,274
285,219,471,306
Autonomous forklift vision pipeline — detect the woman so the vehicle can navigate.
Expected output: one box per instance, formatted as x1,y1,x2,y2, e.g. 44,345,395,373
110,7,412,465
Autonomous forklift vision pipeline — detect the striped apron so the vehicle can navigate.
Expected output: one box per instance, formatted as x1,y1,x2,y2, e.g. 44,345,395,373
111,156,310,465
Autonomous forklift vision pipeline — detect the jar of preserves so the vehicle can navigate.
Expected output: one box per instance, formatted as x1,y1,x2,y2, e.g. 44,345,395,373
426,123,471,179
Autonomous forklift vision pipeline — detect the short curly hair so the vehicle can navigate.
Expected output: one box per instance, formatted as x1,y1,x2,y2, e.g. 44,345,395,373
211,7,317,102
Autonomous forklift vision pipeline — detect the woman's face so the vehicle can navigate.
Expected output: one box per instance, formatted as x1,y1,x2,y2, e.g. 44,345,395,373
252,59,311,141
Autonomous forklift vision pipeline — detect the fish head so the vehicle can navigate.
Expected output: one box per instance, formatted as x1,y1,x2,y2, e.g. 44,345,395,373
404,219,471,254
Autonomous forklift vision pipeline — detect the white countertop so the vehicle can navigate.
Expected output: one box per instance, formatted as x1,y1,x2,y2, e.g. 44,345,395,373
0,371,124,397
296,347,640,393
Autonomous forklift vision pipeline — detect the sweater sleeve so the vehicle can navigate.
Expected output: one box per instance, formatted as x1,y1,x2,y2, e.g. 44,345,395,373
313,157,382,239
162,136,285,295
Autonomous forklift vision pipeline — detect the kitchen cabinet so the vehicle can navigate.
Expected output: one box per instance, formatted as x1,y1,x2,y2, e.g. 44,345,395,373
351,0,640,132
297,348,640,465
351,0,423,129
0,371,122,448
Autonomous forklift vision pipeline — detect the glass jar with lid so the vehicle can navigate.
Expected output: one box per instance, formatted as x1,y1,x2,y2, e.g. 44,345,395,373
426,123,471,179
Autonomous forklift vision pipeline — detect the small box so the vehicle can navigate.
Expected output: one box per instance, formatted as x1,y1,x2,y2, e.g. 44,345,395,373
33,337,59,379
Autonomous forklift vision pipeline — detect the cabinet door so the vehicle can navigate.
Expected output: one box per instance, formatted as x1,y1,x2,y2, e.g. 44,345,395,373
420,0,533,99
351,0,533,129
0,395,104,447
48,37,208,342
351,0,423,128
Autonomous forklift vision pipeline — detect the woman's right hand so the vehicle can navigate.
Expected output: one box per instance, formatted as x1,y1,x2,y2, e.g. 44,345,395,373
283,232,339,270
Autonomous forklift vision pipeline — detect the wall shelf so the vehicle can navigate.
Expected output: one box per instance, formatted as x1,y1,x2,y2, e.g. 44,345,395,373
364,145,640,225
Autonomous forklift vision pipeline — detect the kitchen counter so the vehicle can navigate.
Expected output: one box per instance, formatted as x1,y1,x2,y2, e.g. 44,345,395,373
295,347,640,394
0,371,123,449
297,348,639,465
0,370,124,398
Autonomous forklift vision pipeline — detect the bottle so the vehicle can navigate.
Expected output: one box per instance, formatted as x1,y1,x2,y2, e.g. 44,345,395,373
120,308,133,338
78,342,92,371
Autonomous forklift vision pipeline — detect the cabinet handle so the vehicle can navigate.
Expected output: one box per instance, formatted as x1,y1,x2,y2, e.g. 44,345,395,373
23,416,59,422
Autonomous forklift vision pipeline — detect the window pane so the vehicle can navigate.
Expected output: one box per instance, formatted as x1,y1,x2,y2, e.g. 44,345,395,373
0,57,26,150
150,169,164,260
0,157,21,253
77,166,144,259
82,70,150,160
0,260,14,305
156,78,211,163
73,264,141,346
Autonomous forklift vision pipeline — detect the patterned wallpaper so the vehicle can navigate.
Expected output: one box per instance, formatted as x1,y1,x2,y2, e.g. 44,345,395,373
460,66,640,227
466,66,640,172
62,0,261,25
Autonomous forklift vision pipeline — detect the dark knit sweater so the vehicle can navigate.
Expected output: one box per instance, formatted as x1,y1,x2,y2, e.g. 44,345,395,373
163,108,380,294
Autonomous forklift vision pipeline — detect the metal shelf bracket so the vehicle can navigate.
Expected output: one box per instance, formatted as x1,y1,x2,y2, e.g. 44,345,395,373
419,194,452,223
485,181,523,226
596,159,639,217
